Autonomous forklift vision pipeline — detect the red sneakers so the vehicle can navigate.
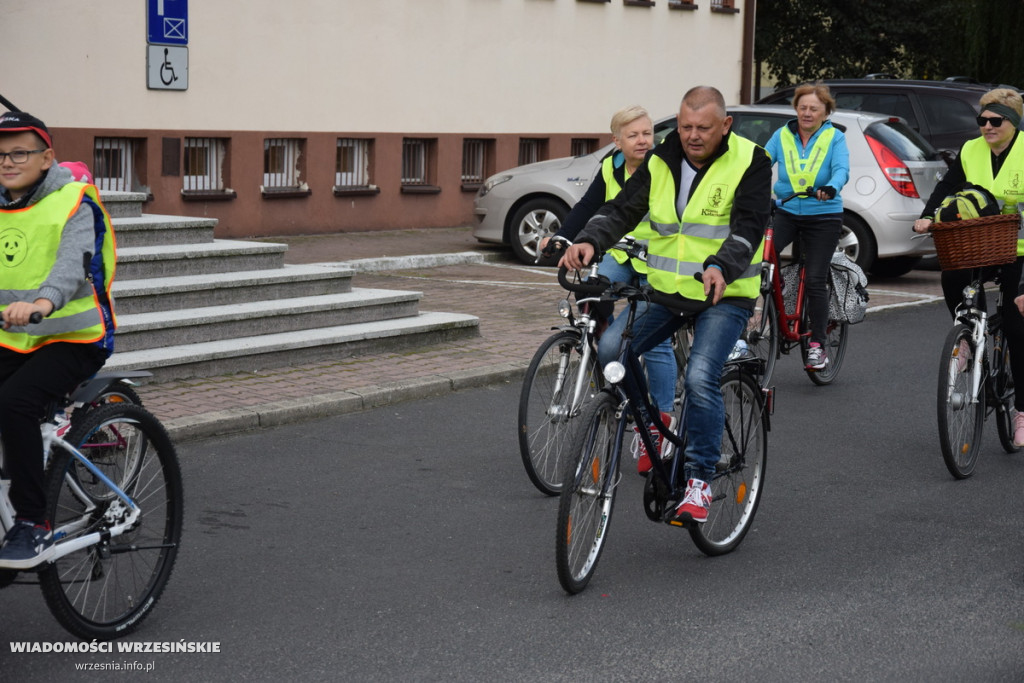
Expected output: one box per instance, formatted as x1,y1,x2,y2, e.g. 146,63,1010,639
673,478,711,524
633,412,676,474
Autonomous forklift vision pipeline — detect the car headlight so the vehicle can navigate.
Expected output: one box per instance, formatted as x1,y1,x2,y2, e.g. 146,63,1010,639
479,174,513,198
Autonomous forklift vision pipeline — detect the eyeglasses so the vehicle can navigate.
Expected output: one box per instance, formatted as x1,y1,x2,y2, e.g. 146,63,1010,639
0,149,47,164
976,115,1007,128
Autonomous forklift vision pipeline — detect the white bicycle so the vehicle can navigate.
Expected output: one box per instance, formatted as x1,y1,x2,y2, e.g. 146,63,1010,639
0,370,183,640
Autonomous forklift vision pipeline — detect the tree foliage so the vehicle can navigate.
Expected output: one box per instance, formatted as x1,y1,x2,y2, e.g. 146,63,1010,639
756,0,1024,88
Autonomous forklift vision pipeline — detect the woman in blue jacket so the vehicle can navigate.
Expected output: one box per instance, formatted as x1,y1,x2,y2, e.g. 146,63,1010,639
764,83,850,371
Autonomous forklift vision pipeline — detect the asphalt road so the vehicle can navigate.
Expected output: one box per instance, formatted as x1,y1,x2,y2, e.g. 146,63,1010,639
4,301,1024,681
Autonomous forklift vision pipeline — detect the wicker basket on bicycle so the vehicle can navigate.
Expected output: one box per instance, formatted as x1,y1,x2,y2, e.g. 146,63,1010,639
929,213,1021,271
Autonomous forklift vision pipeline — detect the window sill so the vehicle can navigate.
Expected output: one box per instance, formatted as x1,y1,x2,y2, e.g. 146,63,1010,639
461,182,483,193
333,185,381,197
181,189,237,202
668,1,698,9
260,187,313,200
400,185,441,195
711,5,739,13
624,0,655,6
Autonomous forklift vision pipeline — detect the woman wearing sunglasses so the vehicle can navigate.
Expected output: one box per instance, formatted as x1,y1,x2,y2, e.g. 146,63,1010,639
914,87,1024,446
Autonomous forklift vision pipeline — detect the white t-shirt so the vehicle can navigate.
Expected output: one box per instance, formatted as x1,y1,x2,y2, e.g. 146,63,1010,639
676,158,699,217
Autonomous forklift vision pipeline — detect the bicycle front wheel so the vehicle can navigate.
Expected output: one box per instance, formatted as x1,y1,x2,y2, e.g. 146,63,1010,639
806,295,849,385
556,392,620,594
745,293,779,387
690,368,767,556
518,330,599,496
937,324,984,479
39,403,183,640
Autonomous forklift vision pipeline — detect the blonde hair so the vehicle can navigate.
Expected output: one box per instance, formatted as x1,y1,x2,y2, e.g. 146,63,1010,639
792,83,835,115
979,88,1023,118
610,105,651,137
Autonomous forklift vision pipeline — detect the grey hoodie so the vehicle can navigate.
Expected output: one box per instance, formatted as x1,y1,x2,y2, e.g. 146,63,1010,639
0,162,97,312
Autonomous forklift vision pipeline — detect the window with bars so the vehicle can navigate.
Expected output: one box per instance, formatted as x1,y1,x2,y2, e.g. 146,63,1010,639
93,138,141,192
263,138,305,192
668,0,698,8
710,0,738,12
570,138,598,157
461,138,494,190
335,138,372,188
183,137,228,193
401,138,439,193
518,138,548,166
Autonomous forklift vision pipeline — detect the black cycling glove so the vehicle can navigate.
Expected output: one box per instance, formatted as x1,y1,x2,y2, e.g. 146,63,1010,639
818,186,837,200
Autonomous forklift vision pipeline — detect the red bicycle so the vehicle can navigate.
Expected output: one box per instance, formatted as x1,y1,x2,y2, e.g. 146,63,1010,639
743,192,850,387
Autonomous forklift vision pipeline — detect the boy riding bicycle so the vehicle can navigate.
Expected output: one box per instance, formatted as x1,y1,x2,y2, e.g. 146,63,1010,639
0,112,116,569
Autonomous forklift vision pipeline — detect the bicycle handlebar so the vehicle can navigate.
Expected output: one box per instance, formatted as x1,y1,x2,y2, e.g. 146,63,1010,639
775,190,817,207
29,312,43,325
557,265,712,314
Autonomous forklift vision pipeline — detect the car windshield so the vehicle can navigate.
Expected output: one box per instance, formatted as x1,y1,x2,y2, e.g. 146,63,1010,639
865,120,939,161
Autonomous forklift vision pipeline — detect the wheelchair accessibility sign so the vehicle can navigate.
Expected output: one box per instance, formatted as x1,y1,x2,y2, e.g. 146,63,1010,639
147,45,188,90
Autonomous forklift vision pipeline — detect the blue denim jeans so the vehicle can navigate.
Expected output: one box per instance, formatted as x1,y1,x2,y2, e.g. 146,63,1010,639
598,296,750,483
597,255,677,414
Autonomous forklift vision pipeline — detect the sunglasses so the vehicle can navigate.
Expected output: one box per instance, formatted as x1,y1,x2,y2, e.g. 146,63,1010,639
977,115,1007,127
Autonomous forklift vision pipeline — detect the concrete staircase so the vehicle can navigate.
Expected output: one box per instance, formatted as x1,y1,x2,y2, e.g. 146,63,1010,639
101,192,479,382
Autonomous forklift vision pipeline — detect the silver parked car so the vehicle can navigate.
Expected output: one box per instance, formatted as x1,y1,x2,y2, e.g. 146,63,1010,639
473,105,946,276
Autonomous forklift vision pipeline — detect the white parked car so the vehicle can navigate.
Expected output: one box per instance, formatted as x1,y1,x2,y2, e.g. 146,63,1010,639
473,104,946,276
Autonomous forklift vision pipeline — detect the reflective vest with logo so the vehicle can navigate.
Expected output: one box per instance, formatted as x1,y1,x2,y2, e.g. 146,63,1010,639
646,135,764,299
779,124,835,193
602,156,655,273
960,135,1024,256
0,183,116,353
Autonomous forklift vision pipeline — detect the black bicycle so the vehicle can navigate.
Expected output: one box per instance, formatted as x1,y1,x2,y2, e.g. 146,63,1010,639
554,263,771,594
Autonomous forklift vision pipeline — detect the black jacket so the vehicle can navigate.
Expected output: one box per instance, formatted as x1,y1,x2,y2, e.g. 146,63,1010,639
574,128,772,292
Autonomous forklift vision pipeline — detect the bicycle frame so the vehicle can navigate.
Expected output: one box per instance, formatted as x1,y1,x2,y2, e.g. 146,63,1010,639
0,421,142,564
596,297,696,502
762,221,812,346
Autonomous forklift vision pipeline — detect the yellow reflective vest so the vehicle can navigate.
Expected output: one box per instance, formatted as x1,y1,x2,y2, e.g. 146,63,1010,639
779,124,835,193
602,156,655,273
960,135,1024,256
0,183,116,353
646,135,764,299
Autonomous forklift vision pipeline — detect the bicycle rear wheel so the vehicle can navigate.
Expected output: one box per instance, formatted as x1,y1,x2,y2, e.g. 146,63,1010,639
937,324,984,479
39,403,183,640
745,293,778,387
556,392,620,594
990,326,1020,454
690,368,767,556
518,330,599,496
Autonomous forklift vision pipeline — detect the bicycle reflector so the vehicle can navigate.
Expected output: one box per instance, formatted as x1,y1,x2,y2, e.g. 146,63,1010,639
603,361,626,384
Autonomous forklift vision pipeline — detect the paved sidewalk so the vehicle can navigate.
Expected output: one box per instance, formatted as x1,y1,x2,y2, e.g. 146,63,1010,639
131,226,945,441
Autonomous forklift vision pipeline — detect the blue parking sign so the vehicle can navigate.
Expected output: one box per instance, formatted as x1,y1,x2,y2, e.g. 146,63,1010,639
148,0,188,46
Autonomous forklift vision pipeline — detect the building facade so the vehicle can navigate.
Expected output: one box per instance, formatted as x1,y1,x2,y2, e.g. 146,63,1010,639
3,0,753,238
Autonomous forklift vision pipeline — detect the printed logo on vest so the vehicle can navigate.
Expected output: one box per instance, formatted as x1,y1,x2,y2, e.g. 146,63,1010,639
0,228,27,268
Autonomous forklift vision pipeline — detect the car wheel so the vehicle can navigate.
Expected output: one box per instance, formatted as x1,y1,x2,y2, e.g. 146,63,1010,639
870,255,921,278
839,212,876,273
508,198,568,265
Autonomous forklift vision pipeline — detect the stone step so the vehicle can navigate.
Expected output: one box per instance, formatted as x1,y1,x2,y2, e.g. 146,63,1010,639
114,289,423,351
115,240,288,280
112,214,217,248
111,264,355,314
99,191,147,218
104,312,480,382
